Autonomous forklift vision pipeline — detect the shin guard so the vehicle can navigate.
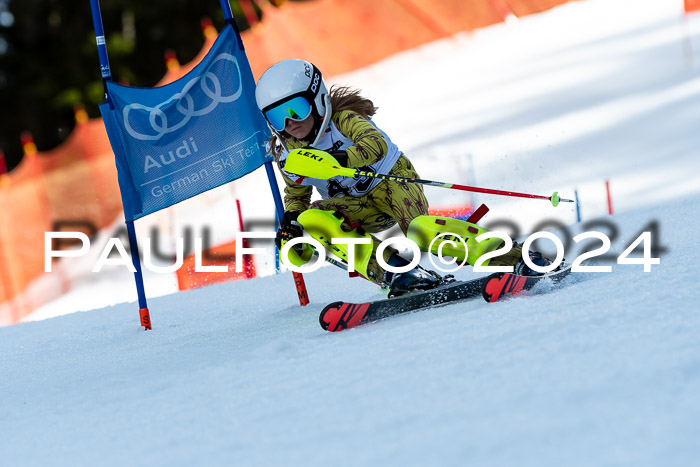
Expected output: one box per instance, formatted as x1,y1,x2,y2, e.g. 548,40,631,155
407,215,504,266
297,209,374,279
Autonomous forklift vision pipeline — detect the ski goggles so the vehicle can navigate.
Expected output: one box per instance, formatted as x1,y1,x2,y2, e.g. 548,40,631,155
263,96,312,132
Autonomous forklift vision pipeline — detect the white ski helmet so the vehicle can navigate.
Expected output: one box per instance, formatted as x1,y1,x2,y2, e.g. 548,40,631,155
255,59,331,147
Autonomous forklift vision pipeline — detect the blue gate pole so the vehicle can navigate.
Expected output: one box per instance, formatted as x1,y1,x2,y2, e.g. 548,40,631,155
275,217,281,273
264,161,310,305
220,0,308,305
219,0,244,49
263,161,282,272
264,161,284,221
89,0,151,329
126,221,152,330
219,0,234,20
574,188,582,223
89,0,111,81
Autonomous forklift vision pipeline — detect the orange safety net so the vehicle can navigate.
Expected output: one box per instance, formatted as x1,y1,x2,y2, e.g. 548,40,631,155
429,204,475,221
686,0,700,13
244,0,568,78
0,0,569,325
175,240,255,291
0,119,124,325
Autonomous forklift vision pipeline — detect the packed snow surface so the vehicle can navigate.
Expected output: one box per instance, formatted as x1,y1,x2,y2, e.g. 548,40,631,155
2,0,700,465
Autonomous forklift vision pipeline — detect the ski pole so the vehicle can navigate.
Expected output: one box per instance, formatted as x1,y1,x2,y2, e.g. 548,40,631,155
285,149,574,207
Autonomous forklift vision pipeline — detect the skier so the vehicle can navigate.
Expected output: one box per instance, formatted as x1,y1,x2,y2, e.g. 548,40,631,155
255,59,552,296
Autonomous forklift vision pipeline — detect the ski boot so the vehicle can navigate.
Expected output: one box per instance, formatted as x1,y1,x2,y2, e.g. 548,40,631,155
384,253,443,298
482,240,563,277
513,249,560,277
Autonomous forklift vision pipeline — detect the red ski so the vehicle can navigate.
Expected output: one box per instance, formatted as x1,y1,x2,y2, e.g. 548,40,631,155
319,265,572,332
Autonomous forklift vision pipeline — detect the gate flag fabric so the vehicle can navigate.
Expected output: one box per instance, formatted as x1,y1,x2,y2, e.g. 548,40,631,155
99,23,271,221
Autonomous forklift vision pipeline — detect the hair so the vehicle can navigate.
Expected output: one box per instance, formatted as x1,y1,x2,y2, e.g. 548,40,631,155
267,85,378,161
330,85,378,120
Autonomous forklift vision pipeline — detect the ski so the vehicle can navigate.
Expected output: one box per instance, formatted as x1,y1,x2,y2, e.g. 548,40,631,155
481,264,572,302
319,265,573,332
319,276,488,332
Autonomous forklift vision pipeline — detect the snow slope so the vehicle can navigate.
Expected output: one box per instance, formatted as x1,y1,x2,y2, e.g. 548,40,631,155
2,0,700,465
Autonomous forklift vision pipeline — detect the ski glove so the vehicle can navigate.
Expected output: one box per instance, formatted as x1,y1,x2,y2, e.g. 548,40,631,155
330,150,349,167
275,210,304,249
304,146,349,167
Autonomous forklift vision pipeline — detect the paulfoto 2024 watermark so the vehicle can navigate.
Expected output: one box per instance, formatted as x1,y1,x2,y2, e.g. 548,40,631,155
44,224,663,275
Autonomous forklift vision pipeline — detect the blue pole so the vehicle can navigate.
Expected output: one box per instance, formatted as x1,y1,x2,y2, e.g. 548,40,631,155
126,222,148,309
264,161,285,222
219,0,234,21
89,0,151,329
219,0,244,50
89,0,112,97
89,0,111,79
274,215,281,273
264,160,309,303
574,189,582,223
126,221,152,330
221,1,306,302
126,221,148,308
266,161,283,272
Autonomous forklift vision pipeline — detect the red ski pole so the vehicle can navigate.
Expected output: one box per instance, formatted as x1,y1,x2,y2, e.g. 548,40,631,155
286,149,575,207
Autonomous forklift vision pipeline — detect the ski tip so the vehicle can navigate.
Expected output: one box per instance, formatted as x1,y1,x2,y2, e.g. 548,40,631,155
482,265,573,303
319,302,371,332
482,273,528,302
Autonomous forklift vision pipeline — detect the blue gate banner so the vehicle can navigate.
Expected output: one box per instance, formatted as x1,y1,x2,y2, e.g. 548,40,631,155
100,23,271,221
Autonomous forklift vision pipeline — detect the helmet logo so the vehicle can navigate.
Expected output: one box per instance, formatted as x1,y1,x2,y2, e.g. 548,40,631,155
304,63,312,78
311,73,320,94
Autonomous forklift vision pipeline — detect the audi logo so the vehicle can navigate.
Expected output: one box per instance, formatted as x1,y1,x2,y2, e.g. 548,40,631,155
122,53,244,141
